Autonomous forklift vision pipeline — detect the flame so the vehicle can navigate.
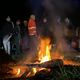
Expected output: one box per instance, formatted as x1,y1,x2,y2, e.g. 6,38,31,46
31,37,80,76
17,68,21,75
53,51,64,60
27,37,80,77
32,38,51,75
63,59,80,66
38,38,51,63
32,68,37,75
10,67,21,76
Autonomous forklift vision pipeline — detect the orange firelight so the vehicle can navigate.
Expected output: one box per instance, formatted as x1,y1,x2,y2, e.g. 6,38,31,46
32,38,52,75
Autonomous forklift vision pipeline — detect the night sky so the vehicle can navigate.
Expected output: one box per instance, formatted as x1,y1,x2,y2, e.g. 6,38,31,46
0,0,80,26
0,0,30,20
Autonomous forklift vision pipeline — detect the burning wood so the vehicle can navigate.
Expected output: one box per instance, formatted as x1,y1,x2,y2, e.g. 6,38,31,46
20,59,63,78
26,37,52,76
4,35,79,78
23,59,63,68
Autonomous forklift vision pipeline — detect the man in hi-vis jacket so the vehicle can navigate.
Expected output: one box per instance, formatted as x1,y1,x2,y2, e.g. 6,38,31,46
28,14,38,58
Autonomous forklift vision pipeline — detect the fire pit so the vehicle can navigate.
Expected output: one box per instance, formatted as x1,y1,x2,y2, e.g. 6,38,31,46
0,37,80,80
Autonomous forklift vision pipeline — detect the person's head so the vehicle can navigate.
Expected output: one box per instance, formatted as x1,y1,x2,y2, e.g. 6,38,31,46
23,20,27,26
43,18,47,23
30,14,35,20
6,16,11,22
16,20,20,25
65,17,70,25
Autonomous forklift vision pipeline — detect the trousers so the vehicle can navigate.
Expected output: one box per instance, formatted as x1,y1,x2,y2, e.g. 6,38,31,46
3,34,12,55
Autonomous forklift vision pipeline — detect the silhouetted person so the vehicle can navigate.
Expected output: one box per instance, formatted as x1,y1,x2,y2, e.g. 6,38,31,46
2,16,14,55
13,20,21,55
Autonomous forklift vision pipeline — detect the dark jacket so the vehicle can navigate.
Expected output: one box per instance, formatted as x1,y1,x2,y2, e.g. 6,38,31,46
1,21,14,38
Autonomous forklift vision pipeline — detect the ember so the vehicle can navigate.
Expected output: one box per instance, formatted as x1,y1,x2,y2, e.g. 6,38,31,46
10,67,21,76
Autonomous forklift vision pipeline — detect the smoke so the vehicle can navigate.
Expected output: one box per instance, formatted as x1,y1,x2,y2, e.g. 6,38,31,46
42,0,73,20
42,0,76,57
20,0,76,63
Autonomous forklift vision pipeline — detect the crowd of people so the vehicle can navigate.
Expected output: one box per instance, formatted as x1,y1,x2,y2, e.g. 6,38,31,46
0,15,80,58
0,14,39,56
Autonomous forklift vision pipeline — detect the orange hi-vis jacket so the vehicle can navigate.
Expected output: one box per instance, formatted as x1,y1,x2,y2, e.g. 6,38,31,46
28,19,37,36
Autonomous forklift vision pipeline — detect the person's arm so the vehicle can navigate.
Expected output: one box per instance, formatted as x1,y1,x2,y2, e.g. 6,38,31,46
7,33,12,41
11,21,14,28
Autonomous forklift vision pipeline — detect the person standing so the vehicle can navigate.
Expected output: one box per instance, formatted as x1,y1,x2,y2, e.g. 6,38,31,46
3,33,12,55
41,17,53,40
28,14,38,59
28,14,37,36
20,20,29,52
13,20,21,55
23,20,28,37
2,16,14,55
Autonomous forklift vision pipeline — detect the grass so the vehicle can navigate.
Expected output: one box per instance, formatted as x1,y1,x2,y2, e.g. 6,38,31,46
26,65,80,80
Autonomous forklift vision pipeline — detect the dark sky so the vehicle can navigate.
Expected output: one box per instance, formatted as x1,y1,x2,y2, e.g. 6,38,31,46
0,0,27,19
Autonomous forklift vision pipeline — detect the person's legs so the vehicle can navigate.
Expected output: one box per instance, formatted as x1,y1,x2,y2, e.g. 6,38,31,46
30,36,39,59
3,38,8,53
16,37,20,55
3,35,11,54
27,36,31,49
7,41,10,55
